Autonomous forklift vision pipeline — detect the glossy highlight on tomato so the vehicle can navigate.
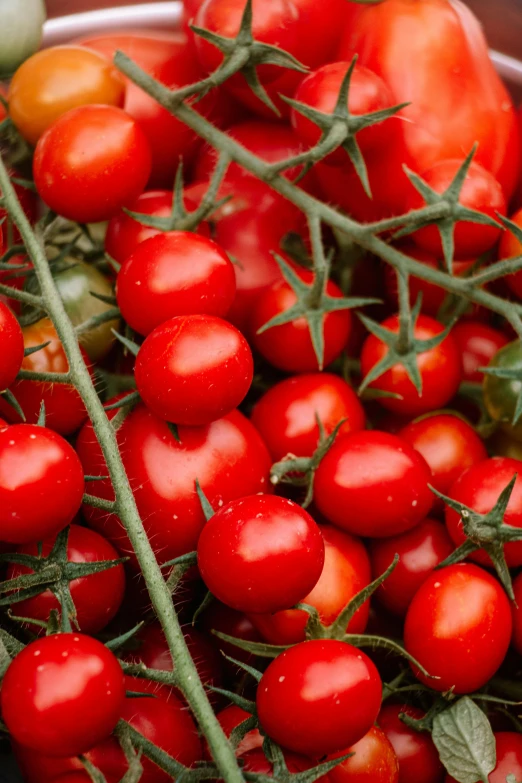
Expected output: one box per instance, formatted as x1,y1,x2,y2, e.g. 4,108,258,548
327,725,399,783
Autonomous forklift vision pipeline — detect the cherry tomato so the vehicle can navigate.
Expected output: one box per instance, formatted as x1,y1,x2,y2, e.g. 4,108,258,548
116,232,236,336
210,705,262,758
327,725,399,783
398,413,487,510
453,320,509,383
404,563,512,693
360,314,462,417
76,403,271,563
369,518,453,617
444,457,522,568
6,525,125,634
257,639,382,757
378,704,444,783
483,340,522,442
337,0,520,200
251,372,365,462
0,301,23,390
33,105,152,224
0,424,84,544
1,633,125,757
105,188,210,265
511,571,522,655
135,314,253,425
314,430,433,537
445,732,522,783
194,0,349,117
406,160,506,259
251,266,351,373
198,495,324,613
499,207,522,299
0,319,89,436
77,31,219,187
249,524,371,644
8,45,125,145
292,61,396,164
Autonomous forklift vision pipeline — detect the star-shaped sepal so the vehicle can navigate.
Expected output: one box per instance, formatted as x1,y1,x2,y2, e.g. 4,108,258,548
432,475,522,599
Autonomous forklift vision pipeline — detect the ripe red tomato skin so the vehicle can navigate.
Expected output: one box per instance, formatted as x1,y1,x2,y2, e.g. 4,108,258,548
404,563,512,693
327,725,399,783
199,600,263,674
445,732,522,783
292,61,396,163
249,524,371,644
251,372,365,462
116,232,236,336
135,314,253,426
511,571,522,655
0,302,24,390
197,495,325,614
360,314,462,417
452,320,510,382
33,104,152,224
1,634,125,757
499,207,522,298
369,517,453,617
406,160,506,258
378,704,444,783
314,430,433,538
398,413,488,512
257,639,382,757
6,525,125,634
0,424,84,545
250,267,351,373
203,705,263,760
105,189,210,265
76,403,272,564
445,457,522,568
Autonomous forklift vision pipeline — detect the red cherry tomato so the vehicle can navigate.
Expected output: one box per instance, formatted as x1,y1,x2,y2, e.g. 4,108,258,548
135,314,253,425
406,160,506,259
369,517,453,617
251,266,351,373
1,634,125,757
452,320,510,382
0,424,84,544
194,0,349,117
33,105,152,224
444,457,522,568
0,301,23,390
0,319,90,436
116,232,236,336
511,571,522,655
378,704,444,783
198,495,324,613
360,314,462,417
7,525,125,634
398,413,487,510
327,725,399,783
249,524,371,644
445,732,522,783
292,62,397,164
251,372,365,462
404,563,512,693
337,0,520,200
105,188,210,265
257,639,382,757
76,403,271,563
314,430,433,537
211,705,263,758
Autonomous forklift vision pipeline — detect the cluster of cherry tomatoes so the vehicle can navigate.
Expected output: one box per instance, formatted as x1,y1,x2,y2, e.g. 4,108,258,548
2,0,522,781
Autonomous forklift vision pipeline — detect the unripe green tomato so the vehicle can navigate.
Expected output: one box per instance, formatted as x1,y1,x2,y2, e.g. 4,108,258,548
0,0,46,77
483,339,522,442
26,259,119,361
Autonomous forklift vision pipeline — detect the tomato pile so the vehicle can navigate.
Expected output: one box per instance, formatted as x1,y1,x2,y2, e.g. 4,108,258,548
3,0,522,782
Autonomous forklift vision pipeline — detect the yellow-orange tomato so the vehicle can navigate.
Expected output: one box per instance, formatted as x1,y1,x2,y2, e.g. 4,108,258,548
8,45,125,145
498,207,522,299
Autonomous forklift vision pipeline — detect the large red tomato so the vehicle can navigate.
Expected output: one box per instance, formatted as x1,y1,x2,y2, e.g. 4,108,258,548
76,403,271,564
404,564,512,693
337,0,520,200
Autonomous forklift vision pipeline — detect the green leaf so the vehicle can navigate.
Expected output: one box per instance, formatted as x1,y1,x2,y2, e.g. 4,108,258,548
432,697,496,783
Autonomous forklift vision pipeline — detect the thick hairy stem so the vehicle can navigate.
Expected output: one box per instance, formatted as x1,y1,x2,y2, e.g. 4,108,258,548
115,52,522,336
0,157,244,783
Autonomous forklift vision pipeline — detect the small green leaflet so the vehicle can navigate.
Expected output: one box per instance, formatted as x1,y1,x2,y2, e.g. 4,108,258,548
432,697,496,783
